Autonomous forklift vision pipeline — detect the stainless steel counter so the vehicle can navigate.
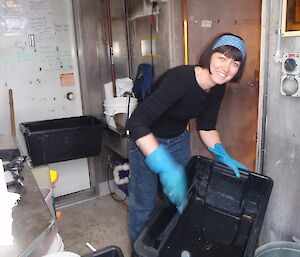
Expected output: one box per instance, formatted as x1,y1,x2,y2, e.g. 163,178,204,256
0,135,57,257
102,127,129,159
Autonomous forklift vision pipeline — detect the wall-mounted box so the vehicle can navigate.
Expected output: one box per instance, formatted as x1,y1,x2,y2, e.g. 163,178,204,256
281,0,300,37
20,116,105,166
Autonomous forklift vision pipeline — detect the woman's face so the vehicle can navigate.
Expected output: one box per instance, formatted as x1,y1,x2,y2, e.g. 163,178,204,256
209,52,241,84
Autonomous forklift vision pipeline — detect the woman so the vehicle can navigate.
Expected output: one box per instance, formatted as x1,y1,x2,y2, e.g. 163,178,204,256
127,33,248,247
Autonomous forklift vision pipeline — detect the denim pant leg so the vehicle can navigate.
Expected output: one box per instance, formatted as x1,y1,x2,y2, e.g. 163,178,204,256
128,131,191,243
159,130,191,167
128,139,158,243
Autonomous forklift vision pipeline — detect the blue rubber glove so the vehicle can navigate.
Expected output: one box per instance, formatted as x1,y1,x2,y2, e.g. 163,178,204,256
145,145,187,210
208,143,248,178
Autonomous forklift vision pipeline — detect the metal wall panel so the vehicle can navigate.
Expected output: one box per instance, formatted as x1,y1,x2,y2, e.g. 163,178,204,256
258,0,300,244
128,0,183,79
110,0,130,78
73,0,130,188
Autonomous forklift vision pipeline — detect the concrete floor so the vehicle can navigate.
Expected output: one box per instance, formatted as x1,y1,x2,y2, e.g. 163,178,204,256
56,195,130,257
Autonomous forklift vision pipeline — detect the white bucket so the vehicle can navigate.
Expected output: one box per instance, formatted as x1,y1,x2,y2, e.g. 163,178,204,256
104,78,134,99
42,251,80,257
254,241,300,257
46,233,64,254
103,97,138,129
116,77,133,97
104,82,114,99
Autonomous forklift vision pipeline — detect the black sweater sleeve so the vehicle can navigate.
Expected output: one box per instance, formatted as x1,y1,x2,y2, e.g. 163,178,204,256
127,68,188,141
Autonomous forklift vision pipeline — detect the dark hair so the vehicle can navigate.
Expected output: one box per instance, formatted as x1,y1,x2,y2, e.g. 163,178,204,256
198,33,246,82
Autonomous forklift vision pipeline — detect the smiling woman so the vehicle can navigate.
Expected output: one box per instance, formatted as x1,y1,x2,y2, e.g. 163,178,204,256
126,33,248,256
195,53,241,90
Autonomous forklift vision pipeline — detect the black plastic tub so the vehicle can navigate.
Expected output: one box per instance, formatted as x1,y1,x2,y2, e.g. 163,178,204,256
82,246,124,257
20,116,105,166
134,156,273,257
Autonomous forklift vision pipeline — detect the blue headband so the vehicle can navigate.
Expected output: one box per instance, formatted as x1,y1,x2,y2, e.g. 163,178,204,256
212,35,246,60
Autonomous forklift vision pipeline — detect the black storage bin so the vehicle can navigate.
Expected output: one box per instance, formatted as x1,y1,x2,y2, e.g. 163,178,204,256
20,116,105,166
134,156,273,257
82,246,124,257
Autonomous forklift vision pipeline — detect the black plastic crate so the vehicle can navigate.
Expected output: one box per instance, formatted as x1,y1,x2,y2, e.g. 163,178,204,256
20,116,105,166
82,246,124,257
134,156,273,257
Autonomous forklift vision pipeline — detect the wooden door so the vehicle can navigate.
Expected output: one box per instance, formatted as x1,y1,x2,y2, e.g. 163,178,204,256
188,0,261,170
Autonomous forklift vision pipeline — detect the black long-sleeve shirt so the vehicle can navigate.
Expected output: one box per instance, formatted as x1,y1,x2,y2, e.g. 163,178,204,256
127,65,226,141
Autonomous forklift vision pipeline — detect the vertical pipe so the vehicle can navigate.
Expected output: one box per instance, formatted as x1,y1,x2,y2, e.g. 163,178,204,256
183,0,189,130
105,0,117,96
124,0,132,78
8,89,16,136
274,0,283,63
183,0,189,65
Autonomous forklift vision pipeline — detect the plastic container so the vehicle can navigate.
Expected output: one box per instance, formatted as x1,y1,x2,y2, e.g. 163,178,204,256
82,246,124,257
254,241,300,257
116,77,134,97
104,82,114,99
103,97,137,129
134,156,273,257
20,116,104,166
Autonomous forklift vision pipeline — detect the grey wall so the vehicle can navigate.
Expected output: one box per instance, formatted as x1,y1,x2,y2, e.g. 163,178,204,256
73,0,130,188
73,0,106,117
72,0,107,193
128,0,183,79
259,0,300,244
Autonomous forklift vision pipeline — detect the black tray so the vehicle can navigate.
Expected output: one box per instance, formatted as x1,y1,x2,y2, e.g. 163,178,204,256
134,156,273,257
81,246,124,257
20,116,105,166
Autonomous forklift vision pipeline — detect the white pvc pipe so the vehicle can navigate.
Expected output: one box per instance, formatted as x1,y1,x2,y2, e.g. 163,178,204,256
274,0,283,63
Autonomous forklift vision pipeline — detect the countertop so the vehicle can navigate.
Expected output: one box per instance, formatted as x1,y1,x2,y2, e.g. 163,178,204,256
0,135,57,257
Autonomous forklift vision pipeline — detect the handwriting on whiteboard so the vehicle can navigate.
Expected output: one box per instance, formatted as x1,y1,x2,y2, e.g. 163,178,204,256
0,0,54,35
27,0,54,34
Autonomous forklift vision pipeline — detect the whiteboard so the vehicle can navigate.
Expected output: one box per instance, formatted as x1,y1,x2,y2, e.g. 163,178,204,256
0,0,90,197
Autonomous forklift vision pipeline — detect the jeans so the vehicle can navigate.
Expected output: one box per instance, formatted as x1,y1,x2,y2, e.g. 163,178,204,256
128,130,191,243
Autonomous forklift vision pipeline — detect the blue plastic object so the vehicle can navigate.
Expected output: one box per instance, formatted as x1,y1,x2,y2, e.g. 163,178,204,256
133,63,154,103
208,143,248,178
145,145,187,209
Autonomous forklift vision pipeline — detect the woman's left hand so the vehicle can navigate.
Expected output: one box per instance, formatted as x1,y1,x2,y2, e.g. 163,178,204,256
208,143,248,178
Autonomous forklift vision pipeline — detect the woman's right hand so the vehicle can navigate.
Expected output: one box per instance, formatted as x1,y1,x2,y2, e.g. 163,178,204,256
145,145,187,209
